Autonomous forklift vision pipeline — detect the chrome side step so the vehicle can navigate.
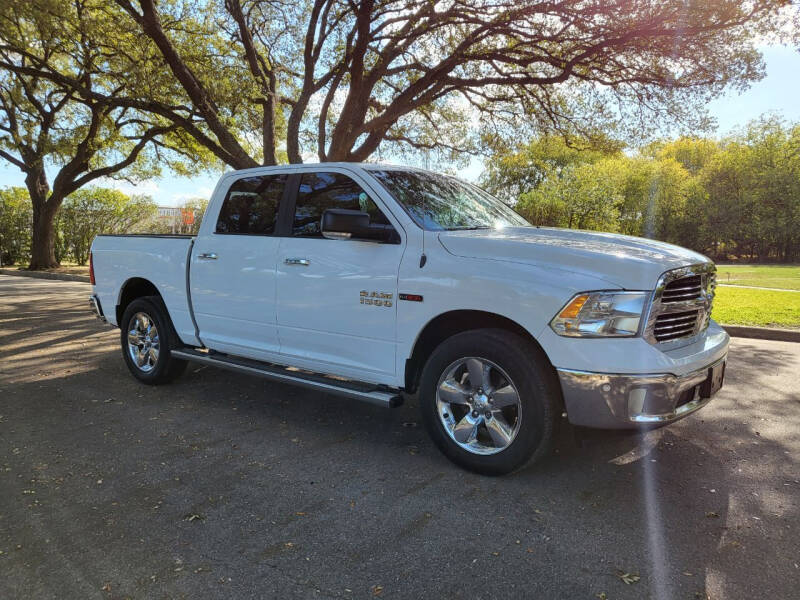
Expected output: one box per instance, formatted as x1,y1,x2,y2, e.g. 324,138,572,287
171,349,403,408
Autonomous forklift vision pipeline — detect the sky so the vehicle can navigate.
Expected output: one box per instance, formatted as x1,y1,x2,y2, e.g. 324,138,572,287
1,45,799,206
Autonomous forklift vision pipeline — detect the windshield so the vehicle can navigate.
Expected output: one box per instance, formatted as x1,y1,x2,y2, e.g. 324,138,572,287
371,169,530,231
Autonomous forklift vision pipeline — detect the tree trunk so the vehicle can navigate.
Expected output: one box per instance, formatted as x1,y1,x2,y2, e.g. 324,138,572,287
25,166,61,270
262,100,277,166
286,96,308,164
29,201,60,269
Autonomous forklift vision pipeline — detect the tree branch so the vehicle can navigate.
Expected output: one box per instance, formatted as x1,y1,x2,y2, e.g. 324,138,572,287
0,148,26,170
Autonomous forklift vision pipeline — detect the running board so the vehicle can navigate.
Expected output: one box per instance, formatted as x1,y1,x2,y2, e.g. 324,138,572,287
171,349,403,408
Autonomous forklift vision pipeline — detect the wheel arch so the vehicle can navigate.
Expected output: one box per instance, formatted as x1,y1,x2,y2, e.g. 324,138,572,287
403,310,556,394
116,277,162,325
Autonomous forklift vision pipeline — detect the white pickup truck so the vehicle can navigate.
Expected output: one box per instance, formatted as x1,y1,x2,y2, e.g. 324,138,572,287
90,163,729,474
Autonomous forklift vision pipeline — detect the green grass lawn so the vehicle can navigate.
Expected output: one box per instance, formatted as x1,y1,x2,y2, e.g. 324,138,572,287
712,286,800,328
715,264,800,290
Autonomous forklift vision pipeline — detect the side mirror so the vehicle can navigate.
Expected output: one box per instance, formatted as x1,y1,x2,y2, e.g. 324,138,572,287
321,209,370,240
321,209,397,242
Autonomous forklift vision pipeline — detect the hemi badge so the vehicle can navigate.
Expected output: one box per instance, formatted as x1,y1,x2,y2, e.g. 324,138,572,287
399,293,423,302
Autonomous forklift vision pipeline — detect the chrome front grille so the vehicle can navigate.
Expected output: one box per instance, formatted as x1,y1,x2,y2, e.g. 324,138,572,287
653,309,700,341
645,264,716,344
661,275,702,303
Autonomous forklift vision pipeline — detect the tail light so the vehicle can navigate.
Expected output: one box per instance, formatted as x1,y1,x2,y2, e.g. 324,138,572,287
89,251,96,285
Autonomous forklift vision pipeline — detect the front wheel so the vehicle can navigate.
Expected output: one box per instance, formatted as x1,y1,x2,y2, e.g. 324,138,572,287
120,296,187,385
419,329,559,475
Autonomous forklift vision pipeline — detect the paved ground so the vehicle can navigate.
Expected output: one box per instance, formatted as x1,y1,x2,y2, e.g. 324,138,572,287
1,274,798,600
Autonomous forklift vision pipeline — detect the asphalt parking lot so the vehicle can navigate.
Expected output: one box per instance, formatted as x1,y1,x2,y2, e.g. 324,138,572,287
1,274,798,599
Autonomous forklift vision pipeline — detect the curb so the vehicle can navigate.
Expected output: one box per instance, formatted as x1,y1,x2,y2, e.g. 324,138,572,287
722,324,800,343
0,268,90,283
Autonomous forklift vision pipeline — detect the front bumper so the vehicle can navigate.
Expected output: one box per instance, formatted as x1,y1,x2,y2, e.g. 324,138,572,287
557,354,727,429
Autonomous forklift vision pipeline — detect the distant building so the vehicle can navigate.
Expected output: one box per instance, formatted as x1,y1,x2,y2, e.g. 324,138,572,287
157,206,197,233
157,207,183,219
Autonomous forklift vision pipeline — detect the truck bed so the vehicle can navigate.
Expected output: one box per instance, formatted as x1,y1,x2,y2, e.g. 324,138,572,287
91,234,199,346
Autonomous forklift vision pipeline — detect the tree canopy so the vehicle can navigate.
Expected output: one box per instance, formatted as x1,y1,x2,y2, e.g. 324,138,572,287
485,116,800,262
0,0,209,267
0,185,162,266
55,188,158,264
2,0,793,172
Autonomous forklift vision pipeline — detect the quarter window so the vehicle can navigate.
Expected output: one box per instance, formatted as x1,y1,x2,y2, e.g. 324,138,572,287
216,174,287,235
292,172,390,238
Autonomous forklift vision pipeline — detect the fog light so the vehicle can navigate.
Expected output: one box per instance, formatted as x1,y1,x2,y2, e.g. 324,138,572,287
628,388,647,415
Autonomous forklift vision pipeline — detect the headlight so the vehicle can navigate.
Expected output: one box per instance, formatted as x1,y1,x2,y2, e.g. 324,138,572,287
550,291,649,337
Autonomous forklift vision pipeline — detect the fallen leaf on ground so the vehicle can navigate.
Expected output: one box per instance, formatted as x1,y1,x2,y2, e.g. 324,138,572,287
371,585,383,596
617,572,640,585
183,513,205,522
706,512,719,518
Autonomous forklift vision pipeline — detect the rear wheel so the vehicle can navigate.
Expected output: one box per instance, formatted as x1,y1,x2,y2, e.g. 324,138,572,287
419,329,559,475
120,296,187,384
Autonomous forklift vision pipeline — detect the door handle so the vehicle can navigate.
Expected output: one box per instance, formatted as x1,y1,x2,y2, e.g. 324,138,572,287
284,258,310,266
198,252,218,260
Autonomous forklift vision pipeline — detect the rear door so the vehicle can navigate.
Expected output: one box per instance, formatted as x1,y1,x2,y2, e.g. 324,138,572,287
190,172,289,360
276,169,405,380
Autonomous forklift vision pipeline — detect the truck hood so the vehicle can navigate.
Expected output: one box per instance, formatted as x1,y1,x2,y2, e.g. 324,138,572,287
437,227,711,290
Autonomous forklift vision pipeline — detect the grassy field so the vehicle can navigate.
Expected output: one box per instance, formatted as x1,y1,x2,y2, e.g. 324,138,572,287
711,265,800,328
715,264,800,290
712,285,800,328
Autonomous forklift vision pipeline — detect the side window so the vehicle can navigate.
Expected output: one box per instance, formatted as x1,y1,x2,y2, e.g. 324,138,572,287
216,173,287,235
292,172,390,238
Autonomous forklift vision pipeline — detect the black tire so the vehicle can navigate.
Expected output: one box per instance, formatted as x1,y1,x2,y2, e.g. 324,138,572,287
120,295,187,385
419,328,559,475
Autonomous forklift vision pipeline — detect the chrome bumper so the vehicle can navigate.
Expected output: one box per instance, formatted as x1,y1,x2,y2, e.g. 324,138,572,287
89,294,106,322
557,355,727,428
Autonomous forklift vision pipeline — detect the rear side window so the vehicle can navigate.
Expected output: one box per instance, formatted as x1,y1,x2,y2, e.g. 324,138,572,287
216,174,287,235
292,172,390,237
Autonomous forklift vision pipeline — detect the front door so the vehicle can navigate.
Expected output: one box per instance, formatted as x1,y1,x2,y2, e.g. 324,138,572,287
276,170,404,380
190,172,288,361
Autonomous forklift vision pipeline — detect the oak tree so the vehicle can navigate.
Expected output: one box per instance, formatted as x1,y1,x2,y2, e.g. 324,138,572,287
0,0,206,268
5,0,792,173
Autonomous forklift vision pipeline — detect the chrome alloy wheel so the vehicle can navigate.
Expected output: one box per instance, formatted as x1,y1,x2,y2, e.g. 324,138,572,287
127,312,160,373
435,357,522,455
